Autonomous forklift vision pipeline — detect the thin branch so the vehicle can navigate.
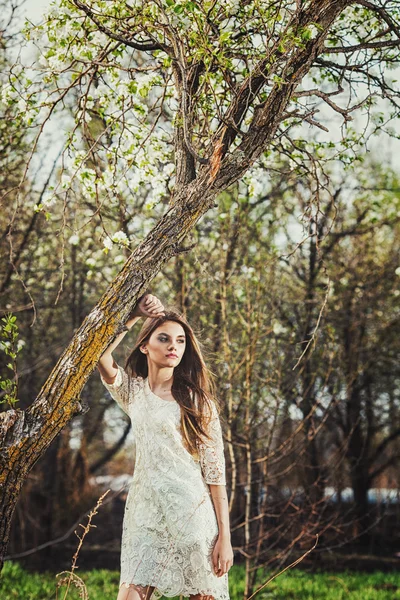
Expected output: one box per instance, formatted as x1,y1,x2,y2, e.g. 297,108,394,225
324,39,400,53
72,0,165,52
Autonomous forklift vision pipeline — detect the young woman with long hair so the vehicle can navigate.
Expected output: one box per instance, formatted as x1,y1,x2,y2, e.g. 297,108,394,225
97,293,233,600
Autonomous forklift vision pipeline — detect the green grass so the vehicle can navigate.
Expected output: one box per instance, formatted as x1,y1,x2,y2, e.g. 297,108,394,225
1,561,400,599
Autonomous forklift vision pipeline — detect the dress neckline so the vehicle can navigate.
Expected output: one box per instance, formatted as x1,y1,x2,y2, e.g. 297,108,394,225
144,377,177,404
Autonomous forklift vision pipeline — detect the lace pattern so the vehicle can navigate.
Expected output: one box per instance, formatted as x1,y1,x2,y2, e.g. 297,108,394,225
196,399,227,486
100,364,142,416
99,366,230,599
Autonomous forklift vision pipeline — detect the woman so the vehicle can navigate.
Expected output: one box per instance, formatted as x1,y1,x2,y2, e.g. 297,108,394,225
97,293,234,600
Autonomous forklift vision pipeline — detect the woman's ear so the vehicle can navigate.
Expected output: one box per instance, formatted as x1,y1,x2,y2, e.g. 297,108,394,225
140,345,147,354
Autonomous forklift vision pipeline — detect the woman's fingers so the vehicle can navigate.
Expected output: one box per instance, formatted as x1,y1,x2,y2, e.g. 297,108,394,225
143,294,162,311
149,309,164,316
140,294,165,316
146,304,165,316
144,295,162,309
221,560,230,575
213,551,233,576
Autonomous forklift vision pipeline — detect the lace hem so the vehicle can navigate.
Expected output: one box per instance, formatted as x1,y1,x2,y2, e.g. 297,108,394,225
119,580,223,600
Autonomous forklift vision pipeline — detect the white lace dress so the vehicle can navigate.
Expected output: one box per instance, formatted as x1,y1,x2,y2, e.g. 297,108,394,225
100,365,230,600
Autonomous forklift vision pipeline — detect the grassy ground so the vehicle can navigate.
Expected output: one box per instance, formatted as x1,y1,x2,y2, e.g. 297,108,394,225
1,561,400,599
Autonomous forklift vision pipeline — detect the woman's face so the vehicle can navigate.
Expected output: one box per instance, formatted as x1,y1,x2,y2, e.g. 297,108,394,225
141,320,186,367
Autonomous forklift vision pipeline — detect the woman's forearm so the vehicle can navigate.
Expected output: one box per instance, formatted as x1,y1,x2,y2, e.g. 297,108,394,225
209,484,231,539
100,315,141,359
97,315,141,383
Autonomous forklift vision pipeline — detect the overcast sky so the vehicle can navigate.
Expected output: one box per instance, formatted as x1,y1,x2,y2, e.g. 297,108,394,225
24,0,51,21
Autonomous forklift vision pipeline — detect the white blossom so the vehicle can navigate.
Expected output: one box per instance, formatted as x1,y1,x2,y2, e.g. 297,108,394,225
68,234,80,245
38,54,48,68
111,230,129,246
60,173,71,189
273,321,288,335
103,237,113,250
17,98,27,113
163,163,175,176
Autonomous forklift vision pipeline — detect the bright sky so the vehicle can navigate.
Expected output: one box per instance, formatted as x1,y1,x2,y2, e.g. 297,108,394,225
24,0,51,21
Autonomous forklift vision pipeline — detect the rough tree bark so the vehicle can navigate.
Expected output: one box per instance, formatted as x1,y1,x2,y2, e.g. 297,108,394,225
0,0,364,567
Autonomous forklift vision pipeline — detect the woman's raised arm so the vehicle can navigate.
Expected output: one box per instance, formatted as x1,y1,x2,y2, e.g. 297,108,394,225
97,293,165,384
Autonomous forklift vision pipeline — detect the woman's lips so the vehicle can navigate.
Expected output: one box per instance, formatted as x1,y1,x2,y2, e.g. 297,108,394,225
166,354,178,358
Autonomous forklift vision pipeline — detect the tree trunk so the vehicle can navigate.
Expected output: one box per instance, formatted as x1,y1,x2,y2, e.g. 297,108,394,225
0,182,216,568
350,463,371,547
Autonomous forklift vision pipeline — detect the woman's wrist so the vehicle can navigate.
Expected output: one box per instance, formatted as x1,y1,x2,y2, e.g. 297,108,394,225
218,529,231,541
126,315,141,328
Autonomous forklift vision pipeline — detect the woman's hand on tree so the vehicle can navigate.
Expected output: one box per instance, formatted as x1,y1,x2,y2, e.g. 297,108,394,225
130,293,166,319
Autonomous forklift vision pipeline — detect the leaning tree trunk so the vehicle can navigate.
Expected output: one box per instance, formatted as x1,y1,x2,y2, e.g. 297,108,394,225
0,0,351,568
0,178,215,568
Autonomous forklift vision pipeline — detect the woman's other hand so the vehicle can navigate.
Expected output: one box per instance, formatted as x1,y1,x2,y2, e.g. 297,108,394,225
212,535,234,577
130,293,166,320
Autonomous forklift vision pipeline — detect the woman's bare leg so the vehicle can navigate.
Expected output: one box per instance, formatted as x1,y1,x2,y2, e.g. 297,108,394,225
189,595,215,599
117,583,156,600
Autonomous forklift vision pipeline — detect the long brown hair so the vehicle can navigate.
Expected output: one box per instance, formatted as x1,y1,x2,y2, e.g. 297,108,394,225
124,308,221,459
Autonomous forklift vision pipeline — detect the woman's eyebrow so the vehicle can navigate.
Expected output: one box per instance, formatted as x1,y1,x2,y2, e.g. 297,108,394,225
158,332,186,337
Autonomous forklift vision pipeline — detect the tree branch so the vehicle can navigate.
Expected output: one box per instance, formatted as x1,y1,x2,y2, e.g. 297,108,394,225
324,39,400,53
355,0,400,39
369,453,400,485
369,427,400,472
211,0,352,190
295,86,368,121
72,0,165,52
89,420,132,474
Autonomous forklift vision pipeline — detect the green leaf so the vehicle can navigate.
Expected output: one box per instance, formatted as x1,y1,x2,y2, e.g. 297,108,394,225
301,28,312,41
219,32,232,43
185,1,197,11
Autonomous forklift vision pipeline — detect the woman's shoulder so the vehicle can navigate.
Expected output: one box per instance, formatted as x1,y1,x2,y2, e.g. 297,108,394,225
127,371,145,392
101,364,144,394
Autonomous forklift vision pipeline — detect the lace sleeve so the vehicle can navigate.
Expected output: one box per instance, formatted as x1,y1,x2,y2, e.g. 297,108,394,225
196,399,227,486
99,364,132,416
